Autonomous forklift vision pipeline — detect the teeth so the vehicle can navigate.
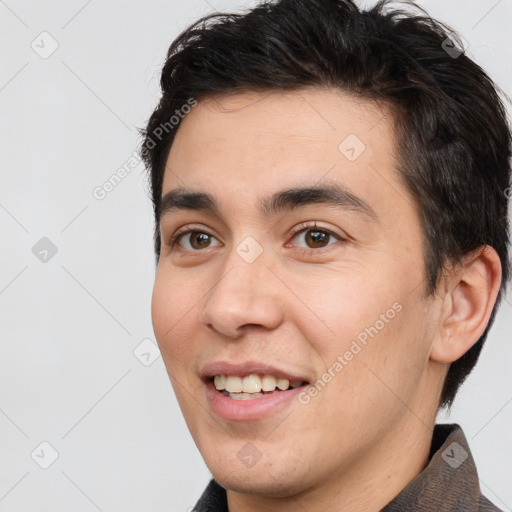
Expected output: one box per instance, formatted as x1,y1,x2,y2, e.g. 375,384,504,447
229,392,264,400
213,374,305,394
242,374,261,393
225,376,243,393
214,375,226,390
276,378,289,391
261,375,277,392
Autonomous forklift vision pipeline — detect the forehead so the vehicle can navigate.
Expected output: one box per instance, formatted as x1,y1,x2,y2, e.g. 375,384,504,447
161,88,408,222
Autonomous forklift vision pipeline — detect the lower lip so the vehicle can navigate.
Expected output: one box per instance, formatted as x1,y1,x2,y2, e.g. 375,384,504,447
205,381,305,421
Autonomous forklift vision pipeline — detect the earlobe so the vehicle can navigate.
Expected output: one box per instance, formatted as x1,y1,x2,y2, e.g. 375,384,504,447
430,245,502,364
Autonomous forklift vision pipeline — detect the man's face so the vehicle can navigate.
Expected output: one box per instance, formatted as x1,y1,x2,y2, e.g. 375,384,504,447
152,89,443,497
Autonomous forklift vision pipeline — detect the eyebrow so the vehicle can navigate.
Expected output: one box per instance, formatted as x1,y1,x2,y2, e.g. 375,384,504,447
158,181,378,222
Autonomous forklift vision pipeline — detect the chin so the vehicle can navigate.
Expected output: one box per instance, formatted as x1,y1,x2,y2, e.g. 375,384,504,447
200,443,312,499
212,467,305,498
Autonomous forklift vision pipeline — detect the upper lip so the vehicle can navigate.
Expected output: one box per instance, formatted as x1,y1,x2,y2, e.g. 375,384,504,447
201,360,311,383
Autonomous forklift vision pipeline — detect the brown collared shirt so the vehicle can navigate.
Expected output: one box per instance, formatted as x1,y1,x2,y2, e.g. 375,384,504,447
193,424,503,511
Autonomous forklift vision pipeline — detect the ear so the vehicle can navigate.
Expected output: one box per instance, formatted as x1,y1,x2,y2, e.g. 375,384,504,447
430,245,502,363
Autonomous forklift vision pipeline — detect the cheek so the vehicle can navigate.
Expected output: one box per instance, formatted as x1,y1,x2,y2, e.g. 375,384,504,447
151,266,200,368
297,267,428,385
151,274,205,422
293,269,395,350
338,292,433,413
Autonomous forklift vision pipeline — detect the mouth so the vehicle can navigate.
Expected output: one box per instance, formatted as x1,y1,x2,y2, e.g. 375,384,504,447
201,362,311,421
209,374,309,400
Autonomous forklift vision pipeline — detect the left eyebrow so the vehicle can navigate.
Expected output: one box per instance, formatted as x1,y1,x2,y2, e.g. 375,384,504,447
159,181,378,223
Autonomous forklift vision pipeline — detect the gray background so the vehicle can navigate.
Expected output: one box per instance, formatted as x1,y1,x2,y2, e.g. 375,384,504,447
0,0,510,510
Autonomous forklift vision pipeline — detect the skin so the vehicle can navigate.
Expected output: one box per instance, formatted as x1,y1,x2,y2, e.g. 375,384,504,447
151,88,501,511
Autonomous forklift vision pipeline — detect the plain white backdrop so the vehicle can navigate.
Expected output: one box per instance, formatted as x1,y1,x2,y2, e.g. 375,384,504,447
0,0,511,510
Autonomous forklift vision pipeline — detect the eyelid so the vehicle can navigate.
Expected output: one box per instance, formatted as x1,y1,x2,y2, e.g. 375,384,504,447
287,221,347,245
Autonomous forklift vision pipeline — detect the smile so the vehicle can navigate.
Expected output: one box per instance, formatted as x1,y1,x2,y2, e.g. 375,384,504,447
201,361,311,420
212,374,306,400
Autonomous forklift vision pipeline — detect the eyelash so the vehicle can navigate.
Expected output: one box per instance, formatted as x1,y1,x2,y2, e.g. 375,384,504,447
167,222,345,253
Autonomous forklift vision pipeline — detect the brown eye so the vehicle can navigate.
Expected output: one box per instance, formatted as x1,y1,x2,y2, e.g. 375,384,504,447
186,232,211,250
291,226,342,250
171,230,221,251
303,229,332,248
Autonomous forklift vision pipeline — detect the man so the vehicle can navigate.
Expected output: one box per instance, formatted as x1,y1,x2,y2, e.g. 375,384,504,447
140,0,510,510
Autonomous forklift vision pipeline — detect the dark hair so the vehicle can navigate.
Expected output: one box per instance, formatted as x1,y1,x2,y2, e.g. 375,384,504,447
139,0,511,407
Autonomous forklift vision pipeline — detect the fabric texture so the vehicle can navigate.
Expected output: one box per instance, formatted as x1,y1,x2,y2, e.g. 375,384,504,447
192,423,502,511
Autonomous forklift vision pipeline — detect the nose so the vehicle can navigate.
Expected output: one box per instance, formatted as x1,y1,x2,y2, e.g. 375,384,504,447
200,247,284,338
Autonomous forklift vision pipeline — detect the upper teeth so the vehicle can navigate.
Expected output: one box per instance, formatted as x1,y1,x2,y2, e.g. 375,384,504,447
214,374,303,393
